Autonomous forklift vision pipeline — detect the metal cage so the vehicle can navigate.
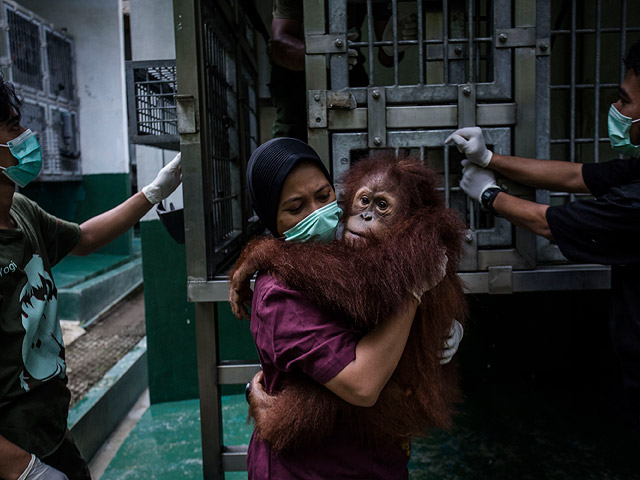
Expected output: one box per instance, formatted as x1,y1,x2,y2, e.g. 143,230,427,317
175,0,640,478
0,0,81,180
126,60,179,149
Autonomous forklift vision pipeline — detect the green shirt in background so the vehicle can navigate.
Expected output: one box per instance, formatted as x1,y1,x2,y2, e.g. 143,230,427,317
0,193,81,457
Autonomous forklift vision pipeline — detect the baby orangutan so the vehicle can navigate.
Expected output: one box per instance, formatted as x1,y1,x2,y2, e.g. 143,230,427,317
230,152,468,451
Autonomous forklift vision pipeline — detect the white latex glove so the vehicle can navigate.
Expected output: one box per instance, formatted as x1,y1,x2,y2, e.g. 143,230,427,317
382,14,418,56
142,152,182,205
460,159,498,202
445,127,493,167
347,32,358,70
18,455,69,480
440,320,464,365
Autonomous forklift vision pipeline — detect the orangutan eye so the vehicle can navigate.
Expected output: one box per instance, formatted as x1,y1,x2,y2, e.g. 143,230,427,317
361,195,370,205
377,200,388,210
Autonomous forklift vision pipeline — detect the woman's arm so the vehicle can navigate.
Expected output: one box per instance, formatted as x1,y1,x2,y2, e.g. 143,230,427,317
324,295,419,407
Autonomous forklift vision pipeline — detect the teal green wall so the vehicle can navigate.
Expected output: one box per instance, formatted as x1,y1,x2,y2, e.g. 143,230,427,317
141,220,257,404
74,174,132,255
141,220,198,404
22,173,132,255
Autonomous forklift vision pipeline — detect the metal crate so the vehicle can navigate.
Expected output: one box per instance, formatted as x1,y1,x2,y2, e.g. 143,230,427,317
0,0,81,181
303,0,638,292
126,60,179,149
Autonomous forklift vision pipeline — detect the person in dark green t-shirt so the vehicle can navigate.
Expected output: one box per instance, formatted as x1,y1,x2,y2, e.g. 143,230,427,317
0,79,183,480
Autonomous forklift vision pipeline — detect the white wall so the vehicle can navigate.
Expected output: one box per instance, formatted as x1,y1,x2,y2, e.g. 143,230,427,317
19,0,130,175
129,0,175,61
129,0,180,221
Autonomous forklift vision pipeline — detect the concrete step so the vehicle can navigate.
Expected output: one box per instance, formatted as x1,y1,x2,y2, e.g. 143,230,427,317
55,256,143,327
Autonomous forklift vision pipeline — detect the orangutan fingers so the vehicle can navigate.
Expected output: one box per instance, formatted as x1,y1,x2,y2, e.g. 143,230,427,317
419,252,449,296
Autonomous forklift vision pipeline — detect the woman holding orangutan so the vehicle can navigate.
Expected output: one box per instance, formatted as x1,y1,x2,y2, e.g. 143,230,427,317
231,137,466,479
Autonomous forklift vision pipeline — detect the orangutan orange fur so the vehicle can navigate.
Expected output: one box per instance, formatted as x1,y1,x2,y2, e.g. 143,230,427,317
233,152,468,451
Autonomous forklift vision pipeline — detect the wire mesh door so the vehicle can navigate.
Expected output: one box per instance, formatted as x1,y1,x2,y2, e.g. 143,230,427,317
536,0,640,262
307,0,539,272
332,128,514,271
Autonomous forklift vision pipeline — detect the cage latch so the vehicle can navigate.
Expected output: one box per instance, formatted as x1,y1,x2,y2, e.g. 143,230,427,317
306,34,348,54
495,27,550,56
368,87,386,148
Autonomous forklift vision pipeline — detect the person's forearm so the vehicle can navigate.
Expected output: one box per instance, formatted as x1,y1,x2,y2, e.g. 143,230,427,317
0,434,31,480
270,36,305,71
490,153,588,193
72,191,152,256
492,191,552,239
324,296,419,407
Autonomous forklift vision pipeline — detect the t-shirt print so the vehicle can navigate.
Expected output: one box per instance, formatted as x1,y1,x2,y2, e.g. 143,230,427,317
18,254,65,391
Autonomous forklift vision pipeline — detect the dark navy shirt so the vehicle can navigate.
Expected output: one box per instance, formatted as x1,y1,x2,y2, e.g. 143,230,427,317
546,158,640,429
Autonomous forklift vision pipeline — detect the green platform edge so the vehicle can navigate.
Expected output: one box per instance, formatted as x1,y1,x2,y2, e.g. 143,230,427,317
68,337,148,462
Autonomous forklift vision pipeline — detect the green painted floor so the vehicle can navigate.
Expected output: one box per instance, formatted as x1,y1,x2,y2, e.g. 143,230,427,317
101,394,250,480
100,386,640,480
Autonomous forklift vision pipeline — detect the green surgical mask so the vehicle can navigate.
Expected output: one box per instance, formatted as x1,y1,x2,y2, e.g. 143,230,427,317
608,104,640,158
283,200,342,243
0,129,43,187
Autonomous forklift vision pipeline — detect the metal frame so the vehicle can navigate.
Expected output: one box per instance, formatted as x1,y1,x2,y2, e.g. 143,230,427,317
0,0,81,180
536,0,640,261
306,0,541,272
175,1,640,478
174,0,263,478
125,59,179,150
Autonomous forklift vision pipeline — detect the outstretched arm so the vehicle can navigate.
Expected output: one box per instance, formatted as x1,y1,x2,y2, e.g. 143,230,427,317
446,127,588,193
489,153,588,193
72,153,182,256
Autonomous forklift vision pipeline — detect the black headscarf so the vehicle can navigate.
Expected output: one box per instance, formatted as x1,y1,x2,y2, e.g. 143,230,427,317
247,137,331,236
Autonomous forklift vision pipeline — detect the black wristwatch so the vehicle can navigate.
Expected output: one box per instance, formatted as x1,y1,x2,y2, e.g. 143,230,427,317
480,187,502,213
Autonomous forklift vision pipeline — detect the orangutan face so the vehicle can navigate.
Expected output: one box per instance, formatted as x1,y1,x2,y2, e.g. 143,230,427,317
343,172,399,245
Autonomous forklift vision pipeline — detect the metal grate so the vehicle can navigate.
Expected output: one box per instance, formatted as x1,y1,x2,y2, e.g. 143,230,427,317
46,30,75,100
203,22,236,246
323,0,511,104
1,2,81,180
6,8,42,91
50,108,81,175
134,65,177,136
548,0,640,206
126,61,179,149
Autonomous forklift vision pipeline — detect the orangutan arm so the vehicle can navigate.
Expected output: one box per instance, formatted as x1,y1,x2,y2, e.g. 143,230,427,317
324,294,419,407
229,210,458,325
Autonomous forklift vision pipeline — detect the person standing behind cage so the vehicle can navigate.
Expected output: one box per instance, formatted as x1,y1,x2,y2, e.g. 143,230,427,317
269,0,417,141
0,78,182,480
446,40,640,440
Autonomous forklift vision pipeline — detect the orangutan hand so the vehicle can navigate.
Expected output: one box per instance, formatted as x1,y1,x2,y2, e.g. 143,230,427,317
414,252,448,299
229,262,257,320
248,371,275,425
